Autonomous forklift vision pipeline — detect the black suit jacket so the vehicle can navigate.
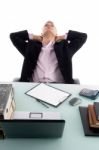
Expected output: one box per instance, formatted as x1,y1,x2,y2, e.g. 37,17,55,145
10,30,87,83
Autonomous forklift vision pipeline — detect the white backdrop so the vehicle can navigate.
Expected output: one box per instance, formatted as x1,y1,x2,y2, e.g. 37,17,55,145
0,0,99,85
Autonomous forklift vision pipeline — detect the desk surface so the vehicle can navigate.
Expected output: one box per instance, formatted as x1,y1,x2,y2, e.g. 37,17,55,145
0,82,99,150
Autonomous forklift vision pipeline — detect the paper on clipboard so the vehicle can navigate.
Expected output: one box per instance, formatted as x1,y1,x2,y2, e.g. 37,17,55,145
25,83,71,107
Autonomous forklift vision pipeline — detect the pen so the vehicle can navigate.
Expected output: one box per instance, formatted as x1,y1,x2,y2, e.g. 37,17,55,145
36,99,49,108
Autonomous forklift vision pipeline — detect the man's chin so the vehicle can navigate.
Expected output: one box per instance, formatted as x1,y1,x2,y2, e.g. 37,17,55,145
43,30,56,36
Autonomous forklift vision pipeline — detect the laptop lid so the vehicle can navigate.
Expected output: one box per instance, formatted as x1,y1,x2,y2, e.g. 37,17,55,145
1,119,65,138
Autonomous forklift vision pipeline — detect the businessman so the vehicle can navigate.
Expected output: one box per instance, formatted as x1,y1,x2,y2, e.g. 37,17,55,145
10,21,87,84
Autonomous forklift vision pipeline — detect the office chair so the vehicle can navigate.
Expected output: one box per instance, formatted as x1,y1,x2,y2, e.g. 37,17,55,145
73,78,80,84
13,78,80,84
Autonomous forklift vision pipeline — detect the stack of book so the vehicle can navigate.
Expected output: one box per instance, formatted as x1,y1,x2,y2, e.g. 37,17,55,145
0,84,16,139
79,102,99,136
88,102,99,128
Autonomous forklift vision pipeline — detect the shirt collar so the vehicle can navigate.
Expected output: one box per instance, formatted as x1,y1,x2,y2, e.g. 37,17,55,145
42,40,55,47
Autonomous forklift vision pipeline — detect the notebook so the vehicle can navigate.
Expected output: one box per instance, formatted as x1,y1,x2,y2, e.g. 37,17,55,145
1,119,65,138
25,83,71,107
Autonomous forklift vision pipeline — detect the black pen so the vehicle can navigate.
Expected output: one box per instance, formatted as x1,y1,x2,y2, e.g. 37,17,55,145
36,99,49,108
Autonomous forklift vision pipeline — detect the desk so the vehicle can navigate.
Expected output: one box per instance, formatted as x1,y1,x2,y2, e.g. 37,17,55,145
0,82,99,150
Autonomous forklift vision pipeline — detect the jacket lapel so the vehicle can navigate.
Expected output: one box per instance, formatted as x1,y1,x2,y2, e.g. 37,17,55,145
54,42,64,65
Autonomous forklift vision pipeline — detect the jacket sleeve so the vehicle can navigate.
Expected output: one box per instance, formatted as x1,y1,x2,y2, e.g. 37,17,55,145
10,30,29,56
66,30,87,57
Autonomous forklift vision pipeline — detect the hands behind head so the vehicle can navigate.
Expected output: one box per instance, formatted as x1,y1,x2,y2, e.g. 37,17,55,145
55,35,66,42
32,34,66,43
31,35,42,42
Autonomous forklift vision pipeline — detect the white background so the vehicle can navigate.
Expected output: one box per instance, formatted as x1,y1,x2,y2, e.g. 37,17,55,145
0,0,99,85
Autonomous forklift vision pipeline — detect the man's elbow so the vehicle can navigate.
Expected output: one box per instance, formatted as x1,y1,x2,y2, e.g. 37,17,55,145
82,33,87,43
9,33,14,41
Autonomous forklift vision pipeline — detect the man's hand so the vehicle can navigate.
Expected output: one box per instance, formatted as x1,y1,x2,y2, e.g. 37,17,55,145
33,35,42,42
29,33,67,43
29,34,42,42
55,34,67,42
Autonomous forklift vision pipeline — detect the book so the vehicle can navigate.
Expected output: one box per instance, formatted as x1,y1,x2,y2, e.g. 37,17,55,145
88,105,99,128
0,84,16,139
0,84,16,119
79,106,99,136
25,83,71,107
94,102,99,120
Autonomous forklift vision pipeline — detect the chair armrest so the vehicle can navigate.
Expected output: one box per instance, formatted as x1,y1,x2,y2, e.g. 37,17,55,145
13,78,20,82
73,78,80,84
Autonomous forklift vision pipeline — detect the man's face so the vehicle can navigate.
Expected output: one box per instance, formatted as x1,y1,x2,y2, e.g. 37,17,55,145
42,21,57,36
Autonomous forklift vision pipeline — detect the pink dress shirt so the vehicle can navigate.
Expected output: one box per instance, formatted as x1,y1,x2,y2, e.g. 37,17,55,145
29,34,67,83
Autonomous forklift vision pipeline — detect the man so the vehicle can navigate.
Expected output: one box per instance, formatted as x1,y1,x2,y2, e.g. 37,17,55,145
10,21,87,84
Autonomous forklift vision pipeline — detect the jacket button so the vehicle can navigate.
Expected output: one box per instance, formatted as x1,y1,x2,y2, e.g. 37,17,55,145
68,40,70,43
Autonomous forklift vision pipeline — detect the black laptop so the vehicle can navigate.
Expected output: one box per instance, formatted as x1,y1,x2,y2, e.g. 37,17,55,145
1,119,65,138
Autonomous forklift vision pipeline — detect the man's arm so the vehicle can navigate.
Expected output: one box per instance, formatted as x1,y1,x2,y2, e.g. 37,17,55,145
66,30,87,57
10,30,29,56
